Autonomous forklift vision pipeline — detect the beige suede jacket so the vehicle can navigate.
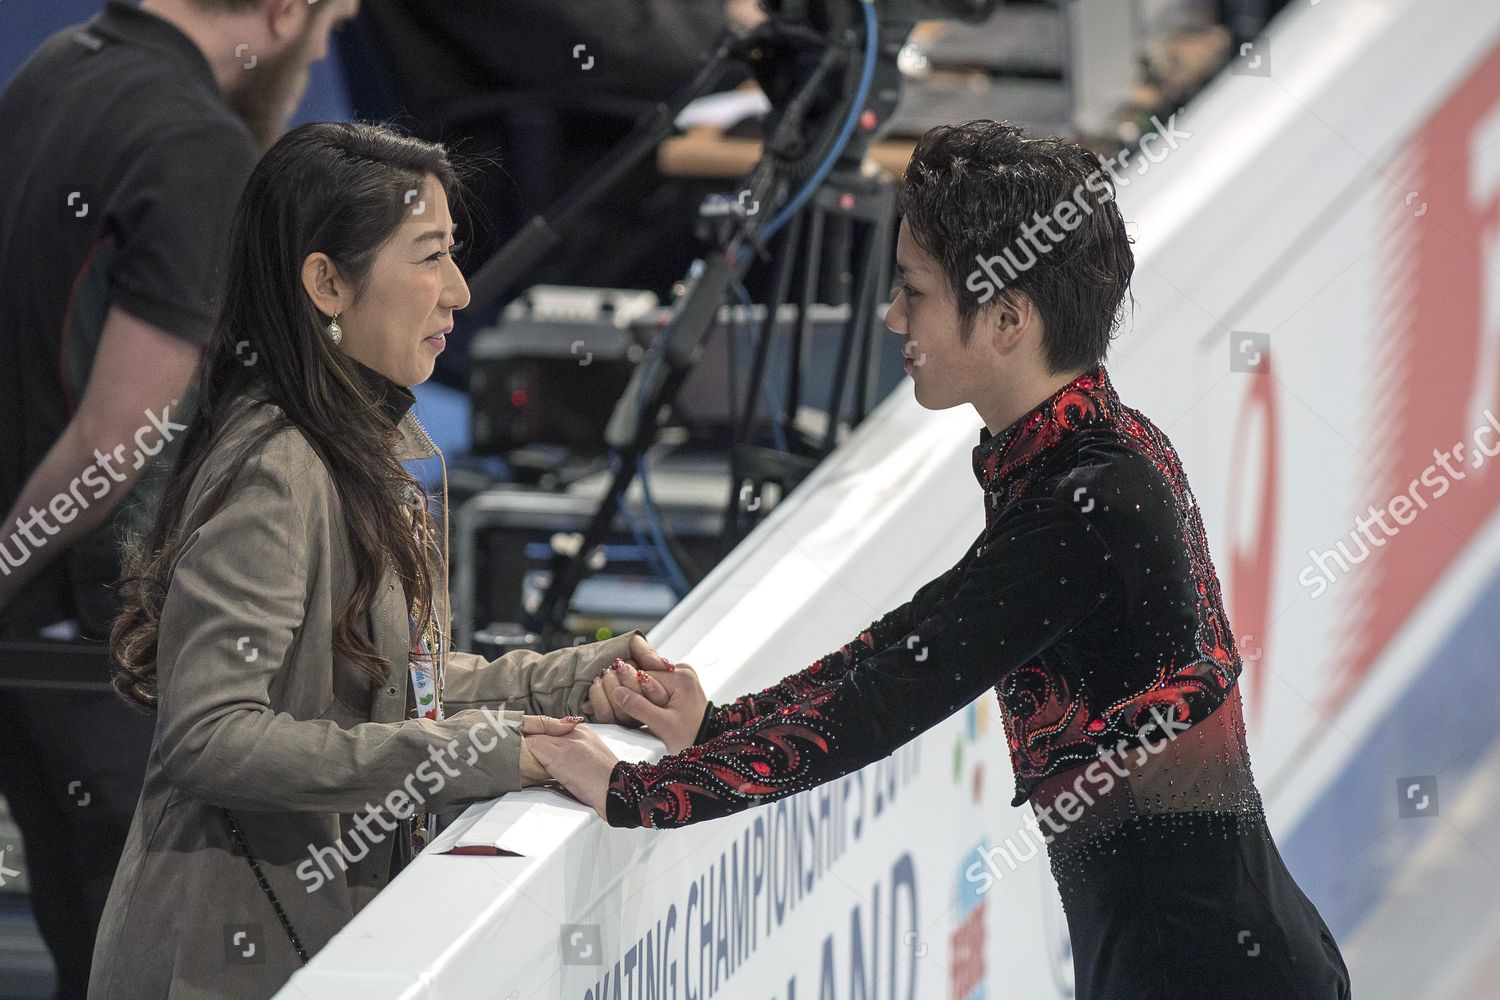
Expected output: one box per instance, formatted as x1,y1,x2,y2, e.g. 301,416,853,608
88,385,640,999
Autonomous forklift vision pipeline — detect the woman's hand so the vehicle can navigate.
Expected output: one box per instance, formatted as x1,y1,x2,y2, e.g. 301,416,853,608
581,633,672,728
580,633,711,753
606,660,709,755
517,714,586,786
582,660,664,728
525,724,620,820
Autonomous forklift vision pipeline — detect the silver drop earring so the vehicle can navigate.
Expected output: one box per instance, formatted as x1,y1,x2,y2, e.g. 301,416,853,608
326,312,342,345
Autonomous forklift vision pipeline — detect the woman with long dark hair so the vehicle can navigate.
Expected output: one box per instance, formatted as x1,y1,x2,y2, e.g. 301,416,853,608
530,121,1353,1000
88,120,662,1000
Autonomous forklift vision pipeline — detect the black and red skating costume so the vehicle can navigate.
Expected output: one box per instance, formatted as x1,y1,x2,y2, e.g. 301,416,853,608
607,365,1351,1000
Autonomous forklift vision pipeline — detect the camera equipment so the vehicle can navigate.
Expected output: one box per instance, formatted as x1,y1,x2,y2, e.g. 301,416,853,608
464,0,995,644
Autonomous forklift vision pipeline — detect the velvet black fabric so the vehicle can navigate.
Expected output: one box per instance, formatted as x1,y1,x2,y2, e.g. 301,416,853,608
607,365,1351,997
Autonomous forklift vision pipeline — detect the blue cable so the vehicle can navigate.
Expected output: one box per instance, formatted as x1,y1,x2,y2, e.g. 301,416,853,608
757,0,879,246
618,490,670,581
608,309,691,597
733,281,789,453
634,454,691,596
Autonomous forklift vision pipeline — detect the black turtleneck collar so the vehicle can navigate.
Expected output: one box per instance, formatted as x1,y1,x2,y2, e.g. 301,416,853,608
971,363,1118,494
349,358,417,425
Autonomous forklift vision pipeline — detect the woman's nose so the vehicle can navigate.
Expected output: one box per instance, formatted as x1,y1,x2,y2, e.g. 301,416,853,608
447,265,471,312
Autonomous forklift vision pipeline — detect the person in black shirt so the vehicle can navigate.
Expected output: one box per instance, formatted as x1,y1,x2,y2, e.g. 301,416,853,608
530,121,1353,999
0,2,355,996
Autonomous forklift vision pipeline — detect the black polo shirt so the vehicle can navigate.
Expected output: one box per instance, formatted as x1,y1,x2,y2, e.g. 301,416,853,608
0,0,259,637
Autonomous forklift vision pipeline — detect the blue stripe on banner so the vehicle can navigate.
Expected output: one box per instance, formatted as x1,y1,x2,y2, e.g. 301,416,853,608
1279,567,1500,939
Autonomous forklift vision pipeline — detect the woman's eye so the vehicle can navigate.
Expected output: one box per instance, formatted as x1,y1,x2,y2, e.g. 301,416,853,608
427,241,465,262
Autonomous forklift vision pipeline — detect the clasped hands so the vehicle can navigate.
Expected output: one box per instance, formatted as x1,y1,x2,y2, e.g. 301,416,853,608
518,634,707,819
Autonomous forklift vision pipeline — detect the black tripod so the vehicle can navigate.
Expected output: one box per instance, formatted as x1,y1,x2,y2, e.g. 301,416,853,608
720,150,902,543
